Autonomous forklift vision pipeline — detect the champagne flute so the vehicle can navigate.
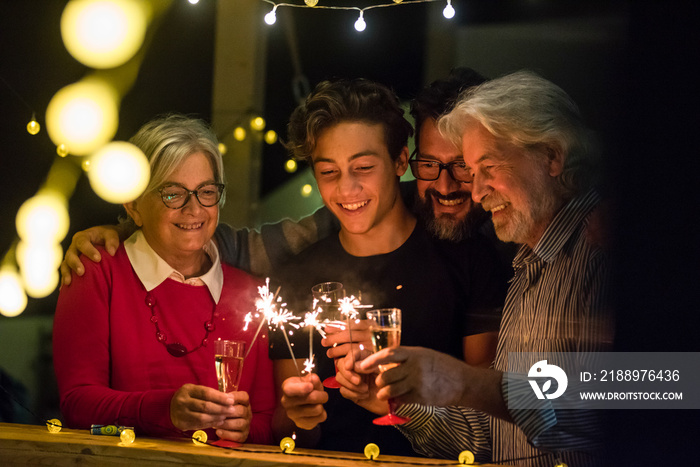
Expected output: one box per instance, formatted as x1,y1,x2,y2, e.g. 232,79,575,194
365,308,410,426
311,282,345,389
215,339,246,393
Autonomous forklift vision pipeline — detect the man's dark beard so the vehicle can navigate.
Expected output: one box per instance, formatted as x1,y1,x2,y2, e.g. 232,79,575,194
414,189,489,242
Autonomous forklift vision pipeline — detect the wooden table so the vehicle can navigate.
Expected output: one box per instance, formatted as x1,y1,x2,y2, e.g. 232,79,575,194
0,422,495,466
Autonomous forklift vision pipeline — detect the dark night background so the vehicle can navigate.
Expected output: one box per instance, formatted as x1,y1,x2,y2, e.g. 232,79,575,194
1,1,699,464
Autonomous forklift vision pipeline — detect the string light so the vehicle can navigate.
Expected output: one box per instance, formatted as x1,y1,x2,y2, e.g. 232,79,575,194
284,159,297,173
364,443,380,460
264,5,277,25
0,266,27,318
280,436,295,452
301,183,313,197
264,130,278,144
26,114,40,135
458,450,475,464
250,116,266,131
56,144,69,157
46,419,63,434
443,0,455,19
354,11,366,32
192,430,208,445
258,0,454,32
233,126,246,141
88,141,150,204
218,142,227,155
119,428,136,445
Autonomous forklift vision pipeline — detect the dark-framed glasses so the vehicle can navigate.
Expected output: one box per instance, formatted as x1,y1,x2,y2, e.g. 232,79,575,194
408,151,472,183
158,182,225,209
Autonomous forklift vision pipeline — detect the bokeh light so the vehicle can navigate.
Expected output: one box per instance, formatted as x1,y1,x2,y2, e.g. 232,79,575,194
250,116,265,131
45,79,119,156
15,192,70,243
264,130,278,145
218,142,227,155
16,242,63,272
0,267,27,318
301,184,313,197
284,159,297,173
27,117,40,135
233,126,246,141
61,0,149,69
22,264,59,299
88,141,150,203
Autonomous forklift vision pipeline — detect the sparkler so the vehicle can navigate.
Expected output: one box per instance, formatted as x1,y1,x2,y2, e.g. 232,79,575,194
243,278,302,375
301,305,327,375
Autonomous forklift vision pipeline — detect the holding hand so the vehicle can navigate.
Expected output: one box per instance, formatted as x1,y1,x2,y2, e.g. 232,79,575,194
280,373,328,430
214,391,252,443
60,225,122,286
170,383,240,432
336,348,390,416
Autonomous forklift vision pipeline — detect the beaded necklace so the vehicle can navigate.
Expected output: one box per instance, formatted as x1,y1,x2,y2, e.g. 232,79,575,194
145,292,216,357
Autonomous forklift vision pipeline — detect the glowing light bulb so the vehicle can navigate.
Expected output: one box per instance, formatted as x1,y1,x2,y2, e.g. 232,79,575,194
364,443,380,460
233,126,246,141
188,0,200,4
192,430,208,445
22,264,59,299
46,79,119,156
16,192,70,243
301,184,313,197
0,268,27,318
264,7,277,25
46,419,63,433
284,159,297,173
443,0,455,19
61,0,148,69
16,242,63,272
218,142,227,155
393,0,403,3
27,116,40,135
354,12,366,32
280,437,295,452
304,0,318,6
264,130,277,145
88,141,150,203
119,428,135,445
250,116,266,131
458,450,475,464
81,159,91,171
57,144,69,157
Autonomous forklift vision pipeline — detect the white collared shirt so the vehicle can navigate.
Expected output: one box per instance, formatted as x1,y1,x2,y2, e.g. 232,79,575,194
124,230,224,304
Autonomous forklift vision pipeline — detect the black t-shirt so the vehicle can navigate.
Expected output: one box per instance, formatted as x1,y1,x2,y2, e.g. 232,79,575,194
269,224,506,456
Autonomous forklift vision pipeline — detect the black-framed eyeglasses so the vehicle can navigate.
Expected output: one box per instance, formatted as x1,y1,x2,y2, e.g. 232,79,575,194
158,182,225,209
408,150,472,183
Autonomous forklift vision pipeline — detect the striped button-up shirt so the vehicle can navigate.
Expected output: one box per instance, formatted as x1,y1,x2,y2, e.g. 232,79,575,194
398,189,613,466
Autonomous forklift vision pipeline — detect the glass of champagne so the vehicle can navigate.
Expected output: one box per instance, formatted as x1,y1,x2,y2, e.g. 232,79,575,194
311,281,345,389
365,308,410,425
215,339,246,393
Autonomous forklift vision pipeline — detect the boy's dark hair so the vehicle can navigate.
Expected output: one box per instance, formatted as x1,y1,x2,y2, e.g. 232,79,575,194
285,78,413,163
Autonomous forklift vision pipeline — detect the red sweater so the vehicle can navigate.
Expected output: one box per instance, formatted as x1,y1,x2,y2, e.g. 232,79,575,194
53,245,275,444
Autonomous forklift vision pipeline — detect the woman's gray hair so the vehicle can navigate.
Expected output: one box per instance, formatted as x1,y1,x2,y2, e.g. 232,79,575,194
438,70,598,196
120,114,224,228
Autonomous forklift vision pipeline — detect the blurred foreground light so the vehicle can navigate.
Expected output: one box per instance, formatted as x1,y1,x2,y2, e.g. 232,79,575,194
16,242,63,272
233,126,246,141
264,130,278,145
22,263,60,299
88,141,150,203
301,184,313,197
250,116,265,131
61,0,148,69
27,115,41,135
16,192,70,243
443,0,455,19
0,267,27,317
284,159,297,173
46,79,119,156
119,428,136,445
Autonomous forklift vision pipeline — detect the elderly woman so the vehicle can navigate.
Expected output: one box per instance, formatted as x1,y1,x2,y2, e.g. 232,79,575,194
53,115,275,444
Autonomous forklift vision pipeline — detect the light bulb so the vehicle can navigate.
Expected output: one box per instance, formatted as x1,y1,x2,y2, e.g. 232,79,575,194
81,159,91,171
45,79,119,156
57,144,69,157
46,419,63,433
188,0,199,4
88,141,150,203
16,242,63,272
0,268,27,318
304,0,318,6
119,428,135,445
264,7,277,25
233,126,246,141
15,192,70,243
27,116,40,135
218,142,227,155
250,116,266,131
458,450,475,464
301,184,313,197
284,159,297,173
443,0,455,19
354,13,366,32
364,443,380,460
192,430,208,445
264,130,277,144
280,437,295,452
22,265,59,299
393,0,403,3
61,0,148,69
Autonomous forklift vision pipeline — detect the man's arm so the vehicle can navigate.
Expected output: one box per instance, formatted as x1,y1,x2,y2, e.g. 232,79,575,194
60,224,131,286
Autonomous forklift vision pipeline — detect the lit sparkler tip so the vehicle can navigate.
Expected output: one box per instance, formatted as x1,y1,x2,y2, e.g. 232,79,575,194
303,357,315,374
